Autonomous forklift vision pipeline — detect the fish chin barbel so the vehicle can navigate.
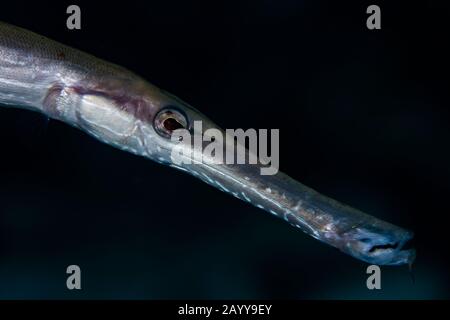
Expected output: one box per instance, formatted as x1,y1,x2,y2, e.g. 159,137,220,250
0,22,415,266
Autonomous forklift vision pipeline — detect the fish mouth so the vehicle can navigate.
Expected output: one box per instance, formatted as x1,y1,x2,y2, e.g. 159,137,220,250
343,226,416,266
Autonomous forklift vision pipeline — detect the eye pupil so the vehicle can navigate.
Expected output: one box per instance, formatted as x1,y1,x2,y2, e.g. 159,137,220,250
153,107,189,139
163,117,184,131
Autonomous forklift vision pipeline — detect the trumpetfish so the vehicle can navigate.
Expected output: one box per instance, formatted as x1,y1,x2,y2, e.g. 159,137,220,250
0,21,415,265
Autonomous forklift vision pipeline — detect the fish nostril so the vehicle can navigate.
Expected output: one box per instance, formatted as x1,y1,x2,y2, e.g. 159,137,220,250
368,242,398,253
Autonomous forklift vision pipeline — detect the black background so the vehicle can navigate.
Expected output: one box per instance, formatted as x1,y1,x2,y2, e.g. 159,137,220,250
0,1,449,299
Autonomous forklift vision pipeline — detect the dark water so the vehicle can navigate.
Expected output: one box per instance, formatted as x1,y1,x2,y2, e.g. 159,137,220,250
0,1,449,299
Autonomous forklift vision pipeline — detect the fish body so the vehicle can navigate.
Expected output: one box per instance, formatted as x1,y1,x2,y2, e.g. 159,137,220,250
0,22,415,265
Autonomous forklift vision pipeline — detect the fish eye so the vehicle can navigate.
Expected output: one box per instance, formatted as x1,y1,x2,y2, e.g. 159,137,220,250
153,107,188,139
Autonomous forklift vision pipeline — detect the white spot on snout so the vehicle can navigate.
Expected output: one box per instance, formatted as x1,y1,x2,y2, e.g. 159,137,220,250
215,181,230,193
292,200,303,211
201,173,215,184
241,192,251,203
